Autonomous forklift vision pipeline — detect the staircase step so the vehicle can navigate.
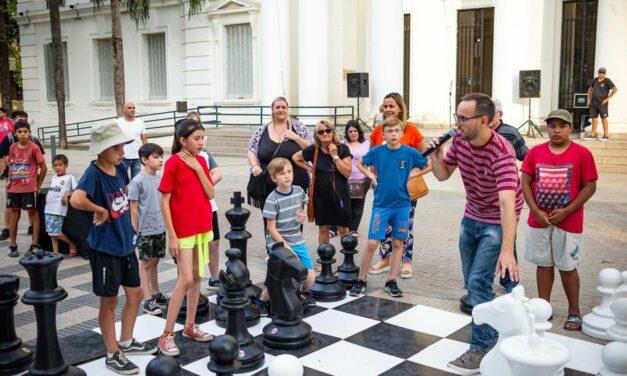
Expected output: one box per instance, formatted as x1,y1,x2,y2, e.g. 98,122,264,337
597,164,627,174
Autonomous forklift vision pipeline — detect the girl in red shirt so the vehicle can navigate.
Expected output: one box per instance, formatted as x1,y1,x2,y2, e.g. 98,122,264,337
158,120,215,356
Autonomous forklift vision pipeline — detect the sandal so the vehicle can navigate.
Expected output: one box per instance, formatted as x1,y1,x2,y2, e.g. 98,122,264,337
400,262,413,279
368,257,391,275
563,314,582,331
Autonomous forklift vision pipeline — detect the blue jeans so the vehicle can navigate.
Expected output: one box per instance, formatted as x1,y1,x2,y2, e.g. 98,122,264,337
459,217,502,352
123,158,142,180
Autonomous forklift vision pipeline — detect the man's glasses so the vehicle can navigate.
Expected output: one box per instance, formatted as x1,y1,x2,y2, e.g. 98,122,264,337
317,129,333,135
454,114,483,124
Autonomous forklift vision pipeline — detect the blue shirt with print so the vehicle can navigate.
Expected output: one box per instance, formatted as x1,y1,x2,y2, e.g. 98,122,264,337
361,144,428,208
76,162,135,256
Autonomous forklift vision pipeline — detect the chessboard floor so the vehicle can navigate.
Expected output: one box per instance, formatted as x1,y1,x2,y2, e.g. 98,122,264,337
48,293,603,376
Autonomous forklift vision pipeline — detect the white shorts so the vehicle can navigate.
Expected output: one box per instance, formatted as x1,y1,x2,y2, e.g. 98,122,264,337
523,226,583,271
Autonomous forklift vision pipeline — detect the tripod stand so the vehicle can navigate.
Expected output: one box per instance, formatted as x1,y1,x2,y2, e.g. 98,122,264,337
517,97,543,137
355,97,369,130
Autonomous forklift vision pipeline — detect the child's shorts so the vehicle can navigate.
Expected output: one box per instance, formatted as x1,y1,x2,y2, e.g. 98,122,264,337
268,242,314,270
6,192,38,211
90,251,140,297
138,232,166,261
44,213,64,236
523,226,583,271
368,206,411,241
179,231,213,277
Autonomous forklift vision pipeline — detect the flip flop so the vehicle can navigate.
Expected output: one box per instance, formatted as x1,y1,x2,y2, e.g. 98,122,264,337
563,314,582,331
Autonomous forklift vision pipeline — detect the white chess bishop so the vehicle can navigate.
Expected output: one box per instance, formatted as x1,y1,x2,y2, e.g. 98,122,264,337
583,268,622,340
598,288,627,376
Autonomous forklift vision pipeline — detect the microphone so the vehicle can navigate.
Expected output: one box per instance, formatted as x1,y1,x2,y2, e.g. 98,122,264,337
421,129,457,157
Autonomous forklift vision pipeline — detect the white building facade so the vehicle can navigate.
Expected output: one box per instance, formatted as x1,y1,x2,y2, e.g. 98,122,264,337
16,0,627,132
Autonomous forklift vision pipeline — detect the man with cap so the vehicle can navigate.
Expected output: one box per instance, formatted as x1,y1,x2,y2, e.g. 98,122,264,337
489,98,528,162
71,122,157,375
521,109,597,332
586,67,618,141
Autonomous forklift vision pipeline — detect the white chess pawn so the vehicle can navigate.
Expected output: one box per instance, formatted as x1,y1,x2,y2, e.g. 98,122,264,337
583,268,622,340
267,354,304,376
599,296,627,376
612,271,627,300
529,298,552,337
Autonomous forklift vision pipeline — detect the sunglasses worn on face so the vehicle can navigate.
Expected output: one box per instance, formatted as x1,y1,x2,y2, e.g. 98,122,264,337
317,129,333,135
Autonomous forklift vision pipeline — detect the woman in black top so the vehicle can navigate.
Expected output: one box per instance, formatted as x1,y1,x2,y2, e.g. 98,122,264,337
247,97,313,209
293,120,352,244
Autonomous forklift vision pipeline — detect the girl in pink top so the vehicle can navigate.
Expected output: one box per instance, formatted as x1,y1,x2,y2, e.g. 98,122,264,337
342,120,371,236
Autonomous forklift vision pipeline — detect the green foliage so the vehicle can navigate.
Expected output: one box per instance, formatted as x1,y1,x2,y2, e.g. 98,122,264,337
91,0,208,26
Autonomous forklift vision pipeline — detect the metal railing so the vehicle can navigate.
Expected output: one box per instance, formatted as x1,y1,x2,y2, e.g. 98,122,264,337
37,105,355,144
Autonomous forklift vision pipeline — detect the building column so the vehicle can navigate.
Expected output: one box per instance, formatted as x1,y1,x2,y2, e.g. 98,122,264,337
260,0,289,105
298,0,328,108
492,0,544,125
595,0,627,130
369,0,403,115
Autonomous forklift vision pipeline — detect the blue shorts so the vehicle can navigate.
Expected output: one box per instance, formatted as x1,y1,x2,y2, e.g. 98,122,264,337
268,242,314,270
368,206,411,241
45,213,65,236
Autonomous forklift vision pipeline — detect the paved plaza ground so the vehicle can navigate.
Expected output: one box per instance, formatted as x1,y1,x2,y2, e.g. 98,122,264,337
1,147,626,347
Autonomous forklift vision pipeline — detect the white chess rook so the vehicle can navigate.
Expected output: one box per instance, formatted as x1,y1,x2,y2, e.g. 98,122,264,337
599,291,627,376
583,268,622,340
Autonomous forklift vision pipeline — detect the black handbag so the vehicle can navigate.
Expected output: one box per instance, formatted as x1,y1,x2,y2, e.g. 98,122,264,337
247,140,285,208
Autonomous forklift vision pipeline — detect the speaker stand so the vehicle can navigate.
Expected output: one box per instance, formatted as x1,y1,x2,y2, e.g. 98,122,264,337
355,97,369,130
517,97,543,138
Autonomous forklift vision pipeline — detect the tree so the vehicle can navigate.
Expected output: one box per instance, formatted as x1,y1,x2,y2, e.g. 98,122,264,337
93,0,207,116
48,0,67,148
0,0,12,110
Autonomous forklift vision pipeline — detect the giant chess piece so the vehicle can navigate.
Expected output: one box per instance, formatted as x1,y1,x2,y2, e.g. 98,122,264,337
216,192,261,328
267,354,304,376
500,298,569,376
599,291,627,376
336,236,360,289
219,248,265,373
472,285,532,376
309,243,346,301
20,250,86,375
0,275,33,375
583,268,622,340
207,335,241,376
146,355,181,376
262,245,312,349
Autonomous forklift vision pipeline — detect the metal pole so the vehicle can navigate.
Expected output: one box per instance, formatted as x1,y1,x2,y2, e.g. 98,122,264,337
260,106,263,126
50,135,57,160
333,107,337,125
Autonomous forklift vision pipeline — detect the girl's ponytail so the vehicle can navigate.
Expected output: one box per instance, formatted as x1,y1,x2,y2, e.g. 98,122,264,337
172,119,204,154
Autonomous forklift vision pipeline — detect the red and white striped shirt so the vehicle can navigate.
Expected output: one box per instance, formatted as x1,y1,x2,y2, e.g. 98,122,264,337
443,131,523,224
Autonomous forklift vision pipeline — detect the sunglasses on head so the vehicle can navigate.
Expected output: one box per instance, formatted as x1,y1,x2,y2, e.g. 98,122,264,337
317,128,333,135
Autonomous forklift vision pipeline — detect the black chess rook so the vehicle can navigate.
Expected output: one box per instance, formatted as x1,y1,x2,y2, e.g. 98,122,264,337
219,248,265,373
207,334,241,376
336,236,360,289
309,243,347,302
262,245,312,349
20,251,86,375
0,274,33,375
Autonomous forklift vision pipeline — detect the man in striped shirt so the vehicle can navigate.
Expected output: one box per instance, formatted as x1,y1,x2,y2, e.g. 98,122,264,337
429,93,523,374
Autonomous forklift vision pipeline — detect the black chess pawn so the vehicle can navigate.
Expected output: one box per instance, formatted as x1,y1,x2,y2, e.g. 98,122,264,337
20,251,86,375
0,275,33,375
336,235,360,289
220,248,265,373
146,355,181,376
207,335,241,376
262,245,312,349
309,243,346,302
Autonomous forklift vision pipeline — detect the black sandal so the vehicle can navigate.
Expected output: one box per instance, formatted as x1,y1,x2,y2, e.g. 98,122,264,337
564,314,582,331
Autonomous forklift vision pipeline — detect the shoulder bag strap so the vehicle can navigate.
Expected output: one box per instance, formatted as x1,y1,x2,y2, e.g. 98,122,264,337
308,145,318,206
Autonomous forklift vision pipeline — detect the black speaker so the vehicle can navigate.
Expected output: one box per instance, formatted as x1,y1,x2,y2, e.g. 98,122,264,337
176,101,188,113
347,73,369,98
519,70,541,98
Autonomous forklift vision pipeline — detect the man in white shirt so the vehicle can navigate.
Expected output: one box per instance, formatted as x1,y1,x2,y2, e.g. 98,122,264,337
115,102,148,179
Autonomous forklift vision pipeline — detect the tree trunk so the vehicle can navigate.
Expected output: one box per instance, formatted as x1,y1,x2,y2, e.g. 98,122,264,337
48,0,67,148
111,0,125,117
0,6,13,110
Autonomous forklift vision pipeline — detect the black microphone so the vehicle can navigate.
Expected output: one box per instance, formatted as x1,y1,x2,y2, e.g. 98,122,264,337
421,129,457,157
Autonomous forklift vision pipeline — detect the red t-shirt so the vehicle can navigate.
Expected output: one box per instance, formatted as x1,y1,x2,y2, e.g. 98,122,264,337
0,117,13,143
159,154,213,238
370,122,424,149
521,141,597,233
7,141,45,193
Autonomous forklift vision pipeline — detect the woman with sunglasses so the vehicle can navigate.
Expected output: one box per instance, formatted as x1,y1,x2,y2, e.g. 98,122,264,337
293,121,352,244
368,92,431,279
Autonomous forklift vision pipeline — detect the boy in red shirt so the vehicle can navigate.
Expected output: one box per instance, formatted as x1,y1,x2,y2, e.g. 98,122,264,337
521,109,597,332
6,121,47,257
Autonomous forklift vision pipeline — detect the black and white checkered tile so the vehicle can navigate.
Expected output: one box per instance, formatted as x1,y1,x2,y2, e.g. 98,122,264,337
56,294,602,376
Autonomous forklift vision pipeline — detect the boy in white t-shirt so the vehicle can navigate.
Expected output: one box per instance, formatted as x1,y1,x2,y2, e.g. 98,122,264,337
44,154,78,255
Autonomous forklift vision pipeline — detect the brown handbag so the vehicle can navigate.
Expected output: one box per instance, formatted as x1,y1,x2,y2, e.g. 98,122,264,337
307,146,319,222
407,168,429,200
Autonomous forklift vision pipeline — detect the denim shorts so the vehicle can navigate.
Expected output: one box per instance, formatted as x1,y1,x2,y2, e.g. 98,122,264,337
368,206,411,241
44,213,64,236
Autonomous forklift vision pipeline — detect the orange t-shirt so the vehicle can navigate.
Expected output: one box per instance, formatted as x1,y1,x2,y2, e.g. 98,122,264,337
370,122,424,149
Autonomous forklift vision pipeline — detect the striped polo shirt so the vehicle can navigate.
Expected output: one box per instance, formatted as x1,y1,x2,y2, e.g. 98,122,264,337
443,130,523,224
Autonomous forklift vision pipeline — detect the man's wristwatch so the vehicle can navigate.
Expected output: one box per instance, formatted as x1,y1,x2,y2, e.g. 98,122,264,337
333,155,340,161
